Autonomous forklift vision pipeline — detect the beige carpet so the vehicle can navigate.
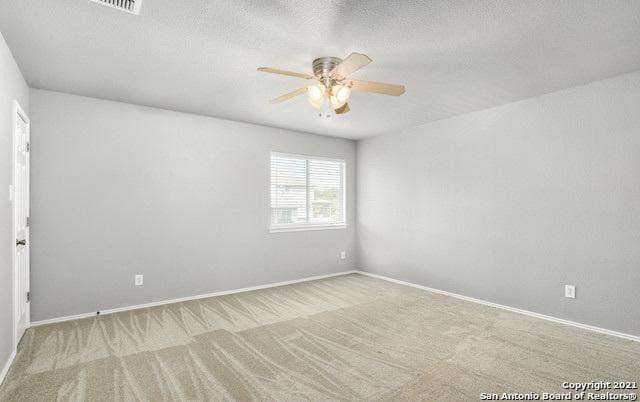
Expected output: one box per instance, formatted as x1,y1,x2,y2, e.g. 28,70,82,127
1,273,638,401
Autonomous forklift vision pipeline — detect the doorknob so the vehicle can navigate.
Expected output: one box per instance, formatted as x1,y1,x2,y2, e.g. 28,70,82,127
16,239,26,246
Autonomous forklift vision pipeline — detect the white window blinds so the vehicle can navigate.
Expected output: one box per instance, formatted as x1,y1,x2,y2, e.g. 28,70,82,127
271,153,345,230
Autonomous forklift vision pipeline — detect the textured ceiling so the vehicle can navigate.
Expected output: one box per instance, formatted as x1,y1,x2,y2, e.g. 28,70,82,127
1,1,640,139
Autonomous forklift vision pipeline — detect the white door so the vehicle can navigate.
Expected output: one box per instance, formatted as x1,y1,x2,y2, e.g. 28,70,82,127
13,101,30,346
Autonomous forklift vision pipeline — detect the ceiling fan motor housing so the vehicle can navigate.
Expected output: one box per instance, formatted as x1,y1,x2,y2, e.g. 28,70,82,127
312,57,342,78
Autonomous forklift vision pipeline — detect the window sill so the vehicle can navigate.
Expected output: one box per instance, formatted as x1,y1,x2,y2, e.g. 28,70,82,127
269,224,347,233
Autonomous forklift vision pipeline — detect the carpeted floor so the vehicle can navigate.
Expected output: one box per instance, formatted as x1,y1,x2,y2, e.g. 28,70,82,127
1,273,638,401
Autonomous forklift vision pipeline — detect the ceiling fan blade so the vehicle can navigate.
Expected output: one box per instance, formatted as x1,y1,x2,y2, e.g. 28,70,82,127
270,87,308,104
330,53,372,79
334,103,350,114
258,67,315,80
349,79,405,96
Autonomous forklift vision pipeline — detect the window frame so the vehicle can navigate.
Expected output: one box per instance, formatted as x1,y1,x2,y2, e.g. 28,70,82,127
270,152,347,233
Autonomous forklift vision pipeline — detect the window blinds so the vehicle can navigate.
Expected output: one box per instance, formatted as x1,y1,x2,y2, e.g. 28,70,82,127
271,153,345,228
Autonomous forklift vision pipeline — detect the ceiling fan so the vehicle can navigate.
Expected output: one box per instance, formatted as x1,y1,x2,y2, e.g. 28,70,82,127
258,53,405,116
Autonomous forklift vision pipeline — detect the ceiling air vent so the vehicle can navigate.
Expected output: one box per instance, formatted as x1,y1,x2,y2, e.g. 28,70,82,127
89,0,142,15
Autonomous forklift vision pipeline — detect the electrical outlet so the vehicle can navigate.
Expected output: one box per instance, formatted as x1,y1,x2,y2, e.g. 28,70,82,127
340,251,346,260
135,274,144,286
564,284,575,299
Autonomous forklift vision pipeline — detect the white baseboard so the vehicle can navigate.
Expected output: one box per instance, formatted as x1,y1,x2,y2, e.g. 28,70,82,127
32,270,358,327
0,349,16,387
356,271,640,343
30,269,640,343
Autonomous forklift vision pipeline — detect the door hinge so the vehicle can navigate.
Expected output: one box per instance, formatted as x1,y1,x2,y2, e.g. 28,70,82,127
26,216,30,227
25,142,30,152
26,291,31,303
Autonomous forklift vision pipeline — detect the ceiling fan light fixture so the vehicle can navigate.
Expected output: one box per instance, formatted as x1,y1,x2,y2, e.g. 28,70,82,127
333,85,351,104
307,84,325,102
307,96,324,109
329,95,346,110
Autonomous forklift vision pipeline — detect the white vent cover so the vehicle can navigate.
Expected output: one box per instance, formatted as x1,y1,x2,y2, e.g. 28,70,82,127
89,0,142,15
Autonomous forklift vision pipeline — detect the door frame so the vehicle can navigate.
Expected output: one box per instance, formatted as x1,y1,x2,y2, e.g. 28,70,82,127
12,100,30,348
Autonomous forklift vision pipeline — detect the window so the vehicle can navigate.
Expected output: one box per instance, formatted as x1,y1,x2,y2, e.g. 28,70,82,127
271,152,346,232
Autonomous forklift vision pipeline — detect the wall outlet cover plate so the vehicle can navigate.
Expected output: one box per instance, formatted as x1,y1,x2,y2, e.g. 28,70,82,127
565,284,575,299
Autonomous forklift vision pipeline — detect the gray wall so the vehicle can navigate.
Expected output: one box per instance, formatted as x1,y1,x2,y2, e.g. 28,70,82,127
22,71,640,336
30,89,356,321
358,71,640,336
0,33,29,373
